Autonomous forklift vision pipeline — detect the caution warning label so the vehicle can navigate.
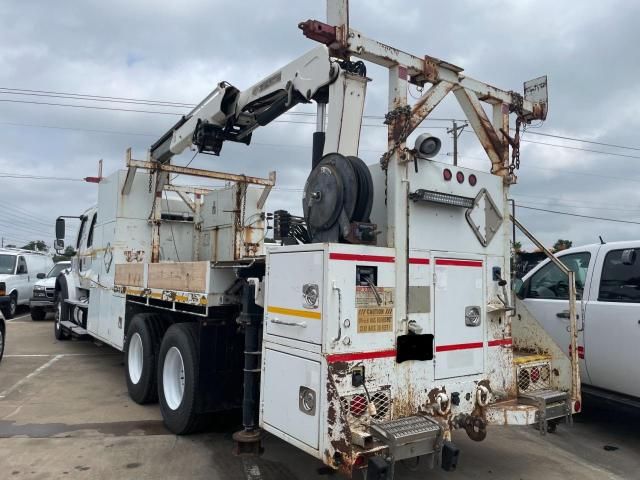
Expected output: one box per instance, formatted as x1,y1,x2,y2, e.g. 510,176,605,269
358,307,393,333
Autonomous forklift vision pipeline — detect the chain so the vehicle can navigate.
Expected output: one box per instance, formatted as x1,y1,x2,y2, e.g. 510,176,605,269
148,170,153,193
508,92,526,175
379,104,412,171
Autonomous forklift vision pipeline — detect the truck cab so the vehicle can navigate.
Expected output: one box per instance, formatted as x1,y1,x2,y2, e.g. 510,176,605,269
518,241,640,402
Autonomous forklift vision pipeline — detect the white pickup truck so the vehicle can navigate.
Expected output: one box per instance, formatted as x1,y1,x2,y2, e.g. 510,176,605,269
518,241,640,406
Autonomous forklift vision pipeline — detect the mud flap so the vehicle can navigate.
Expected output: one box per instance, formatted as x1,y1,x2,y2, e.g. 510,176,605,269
441,440,460,472
366,456,390,480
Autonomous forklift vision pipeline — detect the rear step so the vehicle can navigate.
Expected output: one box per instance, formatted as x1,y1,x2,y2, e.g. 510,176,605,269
519,389,572,435
60,320,88,336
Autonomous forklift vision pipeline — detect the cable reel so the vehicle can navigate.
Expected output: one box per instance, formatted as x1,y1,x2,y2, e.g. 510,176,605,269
303,152,375,244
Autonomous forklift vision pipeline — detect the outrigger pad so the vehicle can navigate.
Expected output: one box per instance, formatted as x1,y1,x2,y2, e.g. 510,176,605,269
396,334,434,363
366,456,390,480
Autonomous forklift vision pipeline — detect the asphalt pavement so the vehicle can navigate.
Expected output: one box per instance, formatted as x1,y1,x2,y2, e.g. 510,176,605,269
0,313,638,479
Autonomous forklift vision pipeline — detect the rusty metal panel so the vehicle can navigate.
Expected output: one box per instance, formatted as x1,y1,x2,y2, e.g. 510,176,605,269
454,88,506,174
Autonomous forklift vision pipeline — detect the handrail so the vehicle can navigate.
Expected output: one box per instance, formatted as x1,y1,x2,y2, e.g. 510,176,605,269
510,215,580,407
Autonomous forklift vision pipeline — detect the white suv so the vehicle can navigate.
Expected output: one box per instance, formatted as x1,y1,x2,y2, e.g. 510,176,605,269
0,249,54,318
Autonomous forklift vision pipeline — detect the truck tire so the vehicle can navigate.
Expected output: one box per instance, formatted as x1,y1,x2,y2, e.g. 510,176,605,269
2,293,17,319
124,313,165,404
53,295,71,341
158,322,201,434
31,307,46,321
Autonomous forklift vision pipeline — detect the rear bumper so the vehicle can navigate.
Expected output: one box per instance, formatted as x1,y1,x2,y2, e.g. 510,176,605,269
0,295,9,305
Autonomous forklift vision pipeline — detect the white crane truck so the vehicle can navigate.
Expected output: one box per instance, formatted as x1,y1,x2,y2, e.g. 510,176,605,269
53,1,580,477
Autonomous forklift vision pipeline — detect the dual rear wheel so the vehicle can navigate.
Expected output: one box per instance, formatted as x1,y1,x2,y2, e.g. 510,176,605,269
124,315,202,434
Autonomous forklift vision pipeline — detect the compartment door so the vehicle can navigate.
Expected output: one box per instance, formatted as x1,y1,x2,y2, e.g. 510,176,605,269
266,251,323,344
262,349,321,449
434,258,485,379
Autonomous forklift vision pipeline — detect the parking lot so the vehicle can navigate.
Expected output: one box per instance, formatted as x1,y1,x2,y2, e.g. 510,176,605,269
0,312,638,480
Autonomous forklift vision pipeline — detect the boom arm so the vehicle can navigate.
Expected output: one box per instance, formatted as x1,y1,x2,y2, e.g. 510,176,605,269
150,45,337,163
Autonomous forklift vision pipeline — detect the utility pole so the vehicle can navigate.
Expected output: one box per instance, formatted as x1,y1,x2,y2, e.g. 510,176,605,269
447,120,468,166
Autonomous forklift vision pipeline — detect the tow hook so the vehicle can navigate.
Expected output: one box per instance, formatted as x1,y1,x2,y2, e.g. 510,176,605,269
463,415,487,442
434,392,451,415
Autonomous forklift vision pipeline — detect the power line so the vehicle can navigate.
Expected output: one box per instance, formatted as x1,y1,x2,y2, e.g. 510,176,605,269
0,172,85,182
513,197,640,214
6,87,640,152
522,130,640,152
0,199,57,224
0,87,461,122
0,87,193,107
519,138,640,160
516,204,640,225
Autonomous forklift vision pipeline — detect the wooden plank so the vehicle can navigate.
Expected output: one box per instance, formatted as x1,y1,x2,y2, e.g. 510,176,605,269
114,263,144,287
147,261,208,293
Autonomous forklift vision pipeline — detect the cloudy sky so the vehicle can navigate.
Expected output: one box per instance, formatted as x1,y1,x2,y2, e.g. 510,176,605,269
0,0,639,251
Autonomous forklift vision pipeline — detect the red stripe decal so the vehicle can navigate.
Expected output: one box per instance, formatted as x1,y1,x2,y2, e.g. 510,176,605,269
329,253,395,263
488,338,513,347
326,349,397,363
409,258,430,265
435,259,483,267
435,341,484,352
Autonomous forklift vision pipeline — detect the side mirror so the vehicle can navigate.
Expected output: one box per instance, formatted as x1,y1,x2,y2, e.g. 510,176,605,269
37,272,46,279
55,217,66,240
54,238,64,252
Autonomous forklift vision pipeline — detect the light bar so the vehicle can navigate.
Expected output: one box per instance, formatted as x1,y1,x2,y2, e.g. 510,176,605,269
409,189,474,208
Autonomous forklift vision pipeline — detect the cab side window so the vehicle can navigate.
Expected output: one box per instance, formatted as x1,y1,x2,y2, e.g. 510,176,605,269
87,213,98,248
17,256,28,274
598,248,640,303
525,252,591,300
76,216,87,249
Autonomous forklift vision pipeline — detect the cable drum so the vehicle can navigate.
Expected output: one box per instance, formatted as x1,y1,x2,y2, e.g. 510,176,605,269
346,155,373,222
303,163,344,231
303,152,375,243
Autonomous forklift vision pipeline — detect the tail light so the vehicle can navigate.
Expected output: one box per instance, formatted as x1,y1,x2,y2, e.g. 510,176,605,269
468,174,477,186
350,394,367,417
456,171,465,183
0,282,5,296
574,400,581,412
530,367,540,383
443,168,452,181
353,455,366,468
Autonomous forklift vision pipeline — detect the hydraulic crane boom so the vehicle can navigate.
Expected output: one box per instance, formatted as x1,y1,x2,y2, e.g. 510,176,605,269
150,45,337,163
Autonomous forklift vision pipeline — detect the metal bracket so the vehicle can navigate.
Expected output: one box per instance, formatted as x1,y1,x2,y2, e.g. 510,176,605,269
465,188,503,247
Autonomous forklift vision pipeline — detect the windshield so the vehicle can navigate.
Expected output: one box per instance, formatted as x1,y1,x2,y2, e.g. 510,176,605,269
0,254,16,275
47,263,69,278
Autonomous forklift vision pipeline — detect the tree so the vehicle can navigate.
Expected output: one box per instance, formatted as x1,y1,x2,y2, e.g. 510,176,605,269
53,246,76,263
513,241,523,253
553,239,572,252
21,240,48,252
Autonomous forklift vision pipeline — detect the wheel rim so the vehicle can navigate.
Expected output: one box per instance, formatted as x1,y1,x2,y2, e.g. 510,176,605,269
0,329,4,357
10,298,16,316
128,333,144,385
163,346,185,410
